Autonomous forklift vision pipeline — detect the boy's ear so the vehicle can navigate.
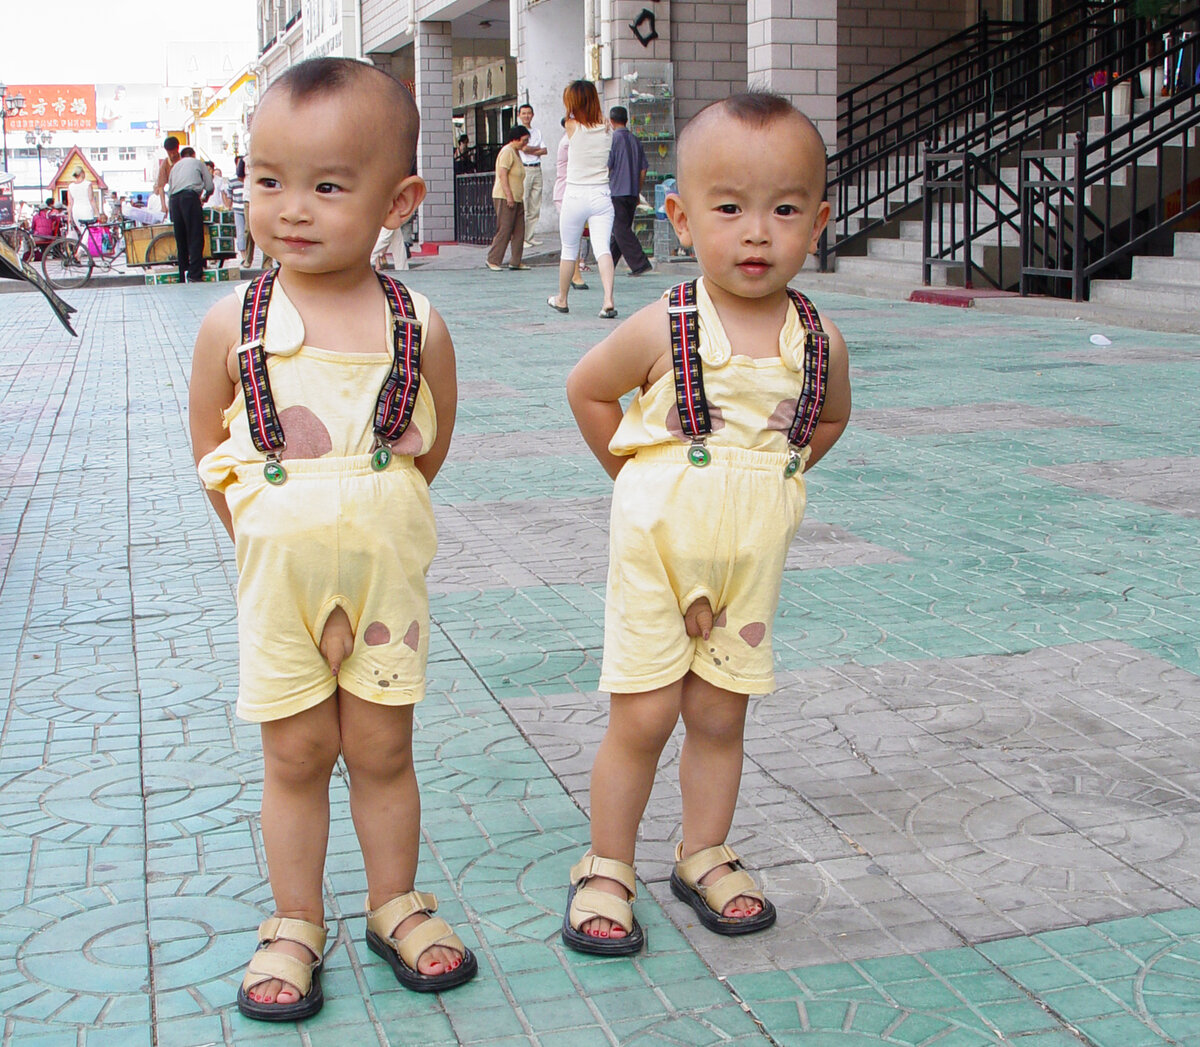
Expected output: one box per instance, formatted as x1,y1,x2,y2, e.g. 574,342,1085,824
664,192,692,248
383,175,427,229
808,199,831,254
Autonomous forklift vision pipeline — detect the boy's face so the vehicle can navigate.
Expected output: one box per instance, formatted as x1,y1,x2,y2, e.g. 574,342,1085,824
248,87,423,277
667,112,830,303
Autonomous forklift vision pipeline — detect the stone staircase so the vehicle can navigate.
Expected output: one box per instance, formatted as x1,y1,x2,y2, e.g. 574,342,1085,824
829,93,1200,296
1089,231,1200,313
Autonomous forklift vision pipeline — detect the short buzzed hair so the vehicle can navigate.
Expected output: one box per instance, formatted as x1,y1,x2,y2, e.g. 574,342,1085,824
678,91,827,198
267,57,420,174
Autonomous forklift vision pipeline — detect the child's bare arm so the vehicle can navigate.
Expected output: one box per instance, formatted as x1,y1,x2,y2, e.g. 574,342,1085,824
567,301,668,480
189,295,242,540
414,306,457,486
805,315,851,470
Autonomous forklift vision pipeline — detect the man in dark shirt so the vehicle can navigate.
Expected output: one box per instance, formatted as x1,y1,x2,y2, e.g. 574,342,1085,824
607,106,652,276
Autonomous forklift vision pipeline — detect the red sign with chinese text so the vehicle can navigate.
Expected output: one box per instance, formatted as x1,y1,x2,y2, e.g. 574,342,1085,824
7,86,97,131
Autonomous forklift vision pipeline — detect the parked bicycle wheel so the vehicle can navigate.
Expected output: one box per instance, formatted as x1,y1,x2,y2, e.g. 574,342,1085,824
41,237,95,289
144,233,179,270
1,227,35,264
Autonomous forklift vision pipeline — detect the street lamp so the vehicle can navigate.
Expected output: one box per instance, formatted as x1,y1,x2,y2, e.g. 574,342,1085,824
1,83,27,172
25,128,51,199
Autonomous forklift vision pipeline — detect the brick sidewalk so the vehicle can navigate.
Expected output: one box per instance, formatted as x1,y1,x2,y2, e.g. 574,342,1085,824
1,271,1199,1046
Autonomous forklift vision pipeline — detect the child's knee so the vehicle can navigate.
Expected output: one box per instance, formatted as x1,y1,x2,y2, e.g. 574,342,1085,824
340,709,415,779
262,718,341,785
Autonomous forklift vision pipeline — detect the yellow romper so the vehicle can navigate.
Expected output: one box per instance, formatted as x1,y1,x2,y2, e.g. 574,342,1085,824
198,280,438,722
600,278,815,696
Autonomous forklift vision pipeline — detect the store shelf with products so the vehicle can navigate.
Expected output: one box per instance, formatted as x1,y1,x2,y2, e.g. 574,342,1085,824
620,61,691,261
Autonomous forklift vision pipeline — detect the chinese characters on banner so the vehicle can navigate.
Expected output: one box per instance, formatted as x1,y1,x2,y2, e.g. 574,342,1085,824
7,86,97,132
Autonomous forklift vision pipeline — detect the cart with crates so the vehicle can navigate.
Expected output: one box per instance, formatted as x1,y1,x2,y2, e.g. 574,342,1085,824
127,208,240,284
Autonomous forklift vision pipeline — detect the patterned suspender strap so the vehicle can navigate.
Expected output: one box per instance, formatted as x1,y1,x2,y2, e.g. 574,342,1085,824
369,273,423,472
237,270,289,485
783,288,830,477
666,280,714,467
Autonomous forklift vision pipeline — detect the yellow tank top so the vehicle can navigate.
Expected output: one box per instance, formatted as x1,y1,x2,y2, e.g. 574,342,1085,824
609,278,813,461
198,279,437,492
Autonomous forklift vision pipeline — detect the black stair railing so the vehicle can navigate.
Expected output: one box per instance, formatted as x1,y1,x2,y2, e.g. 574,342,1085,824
920,11,1199,295
836,1,1122,154
820,1,1139,271
839,14,1023,149
1019,79,1200,300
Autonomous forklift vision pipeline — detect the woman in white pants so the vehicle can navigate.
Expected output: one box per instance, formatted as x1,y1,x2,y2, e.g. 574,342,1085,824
549,80,616,318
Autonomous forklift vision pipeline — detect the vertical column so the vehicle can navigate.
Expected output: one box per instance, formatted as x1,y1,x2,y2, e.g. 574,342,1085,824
415,19,454,243
747,0,837,148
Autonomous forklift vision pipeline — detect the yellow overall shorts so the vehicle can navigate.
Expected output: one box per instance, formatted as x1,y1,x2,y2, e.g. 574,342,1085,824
600,278,817,696
198,280,439,722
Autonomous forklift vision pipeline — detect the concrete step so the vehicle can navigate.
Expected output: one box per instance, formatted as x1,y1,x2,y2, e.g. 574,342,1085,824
1176,232,1200,259
1090,278,1200,310
834,255,956,287
866,237,925,262
1131,255,1200,286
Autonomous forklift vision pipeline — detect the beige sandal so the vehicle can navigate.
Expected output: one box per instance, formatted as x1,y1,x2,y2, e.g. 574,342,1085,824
364,890,477,992
236,916,327,1021
669,842,777,935
561,853,645,955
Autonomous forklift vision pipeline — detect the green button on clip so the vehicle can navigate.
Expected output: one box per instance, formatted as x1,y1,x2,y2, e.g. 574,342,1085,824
371,444,392,471
264,458,287,486
688,443,711,468
784,452,801,478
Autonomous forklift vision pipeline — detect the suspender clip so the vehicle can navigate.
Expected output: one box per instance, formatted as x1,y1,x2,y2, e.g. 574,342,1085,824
687,439,711,468
784,448,803,478
237,337,264,356
263,451,287,486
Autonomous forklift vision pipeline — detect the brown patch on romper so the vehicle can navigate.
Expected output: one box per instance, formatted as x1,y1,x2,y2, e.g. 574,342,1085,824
712,607,727,629
739,622,767,648
403,620,420,651
767,398,799,434
278,406,333,460
665,402,725,441
389,420,424,457
364,622,391,646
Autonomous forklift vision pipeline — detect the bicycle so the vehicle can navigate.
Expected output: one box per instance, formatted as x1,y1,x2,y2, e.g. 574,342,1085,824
40,221,155,289
0,223,35,265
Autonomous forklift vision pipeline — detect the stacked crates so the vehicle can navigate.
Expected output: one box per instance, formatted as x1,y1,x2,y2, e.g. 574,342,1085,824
204,208,238,259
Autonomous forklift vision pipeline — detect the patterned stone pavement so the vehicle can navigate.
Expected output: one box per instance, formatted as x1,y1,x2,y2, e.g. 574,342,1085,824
1,261,1199,1047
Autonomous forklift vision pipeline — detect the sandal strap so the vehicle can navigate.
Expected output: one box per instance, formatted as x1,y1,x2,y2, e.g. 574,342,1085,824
393,915,466,971
568,886,636,935
568,853,637,898
241,946,319,996
255,917,327,957
696,869,764,916
365,890,438,937
673,843,741,888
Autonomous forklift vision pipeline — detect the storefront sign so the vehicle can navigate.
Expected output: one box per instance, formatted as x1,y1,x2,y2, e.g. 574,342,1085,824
453,60,509,109
304,0,345,59
6,85,97,131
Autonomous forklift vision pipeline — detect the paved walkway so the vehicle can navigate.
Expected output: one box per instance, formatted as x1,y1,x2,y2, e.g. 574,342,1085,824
2,261,1200,1047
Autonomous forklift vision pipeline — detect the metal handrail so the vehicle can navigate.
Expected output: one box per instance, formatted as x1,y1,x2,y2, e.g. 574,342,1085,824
837,0,1127,154
1019,81,1200,299
819,4,1190,271
923,20,1199,295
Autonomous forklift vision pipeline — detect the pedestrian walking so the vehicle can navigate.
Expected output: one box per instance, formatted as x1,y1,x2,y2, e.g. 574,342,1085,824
486,124,531,271
561,92,852,954
518,103,547,248
607,106,652,276
549,80,616,318
188,56,475,1022
168,146,213,283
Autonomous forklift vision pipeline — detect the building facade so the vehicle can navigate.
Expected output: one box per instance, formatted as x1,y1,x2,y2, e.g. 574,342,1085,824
250,0,1053,242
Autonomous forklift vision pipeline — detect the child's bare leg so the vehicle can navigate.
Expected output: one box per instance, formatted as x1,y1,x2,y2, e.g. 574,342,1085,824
678,673,761,918
319,606,354,676
339,693,463,975
251,697,341,1005
583,681,682,938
